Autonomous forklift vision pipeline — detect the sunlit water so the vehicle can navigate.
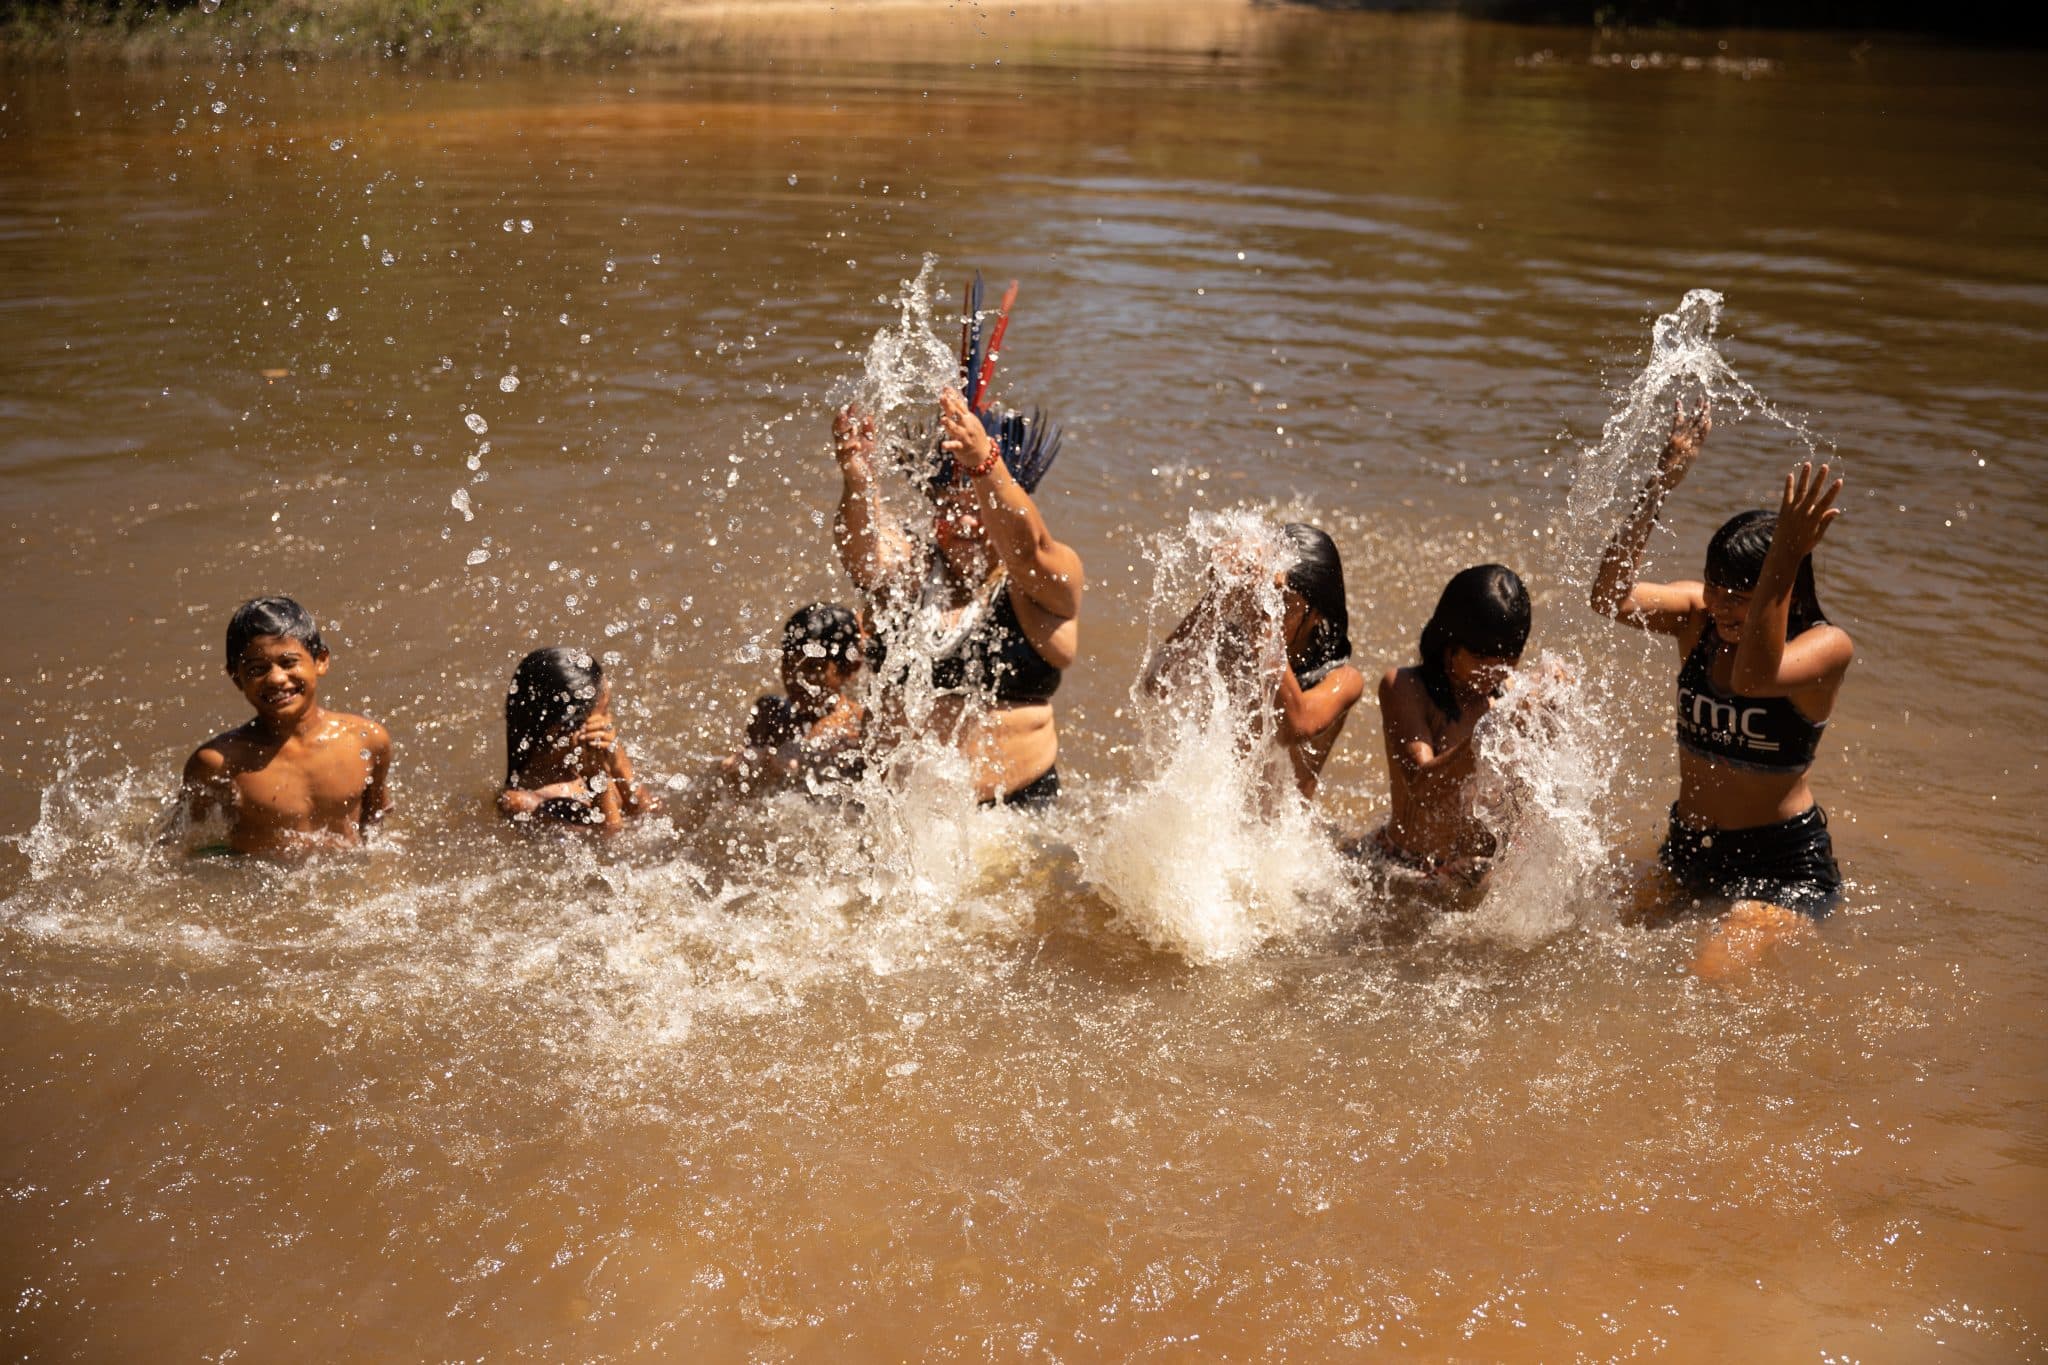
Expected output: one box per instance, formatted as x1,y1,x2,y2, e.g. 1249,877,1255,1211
2,8,2045,1356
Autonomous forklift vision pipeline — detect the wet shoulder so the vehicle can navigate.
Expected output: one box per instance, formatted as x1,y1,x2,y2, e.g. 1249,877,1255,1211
1379,664,1427,709
321,710,391,754
195,722,269,771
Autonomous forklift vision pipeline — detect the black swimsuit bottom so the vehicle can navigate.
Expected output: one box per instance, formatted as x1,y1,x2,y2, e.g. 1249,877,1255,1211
1659,804,1842,918
982,766,1060,810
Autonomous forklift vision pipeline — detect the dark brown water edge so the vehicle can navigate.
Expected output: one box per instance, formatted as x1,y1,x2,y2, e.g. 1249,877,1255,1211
3,11,2047,1359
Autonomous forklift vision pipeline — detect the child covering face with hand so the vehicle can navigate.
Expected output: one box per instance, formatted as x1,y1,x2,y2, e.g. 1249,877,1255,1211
498,648,658,833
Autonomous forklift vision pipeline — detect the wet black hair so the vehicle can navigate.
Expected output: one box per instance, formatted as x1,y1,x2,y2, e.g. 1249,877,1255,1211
1280,524,1353,687
225,595,325,670
1417,564,1531,719
781,602,863,668
505,647,604,782
1705,510,1828,638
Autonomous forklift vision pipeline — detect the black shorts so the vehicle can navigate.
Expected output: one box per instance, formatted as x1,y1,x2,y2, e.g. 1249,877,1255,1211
1658,804,1842,918
984,766,1060,811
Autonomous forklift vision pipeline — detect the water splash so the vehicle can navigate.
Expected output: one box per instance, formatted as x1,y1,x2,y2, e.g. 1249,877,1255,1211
829,253,959,483
1444,652,1617,948
1558,289,1826,589
1076,510,1345,963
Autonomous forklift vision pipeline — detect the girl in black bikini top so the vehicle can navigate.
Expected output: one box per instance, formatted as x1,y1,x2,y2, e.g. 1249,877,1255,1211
1675,618,1826,772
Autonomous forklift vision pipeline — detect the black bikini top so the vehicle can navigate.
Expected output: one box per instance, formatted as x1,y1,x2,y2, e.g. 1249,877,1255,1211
1675,622,1826,773
930,576,1063,706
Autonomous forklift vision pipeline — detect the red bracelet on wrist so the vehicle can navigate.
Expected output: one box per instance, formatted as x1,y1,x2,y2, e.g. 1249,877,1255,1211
961,441,1000,481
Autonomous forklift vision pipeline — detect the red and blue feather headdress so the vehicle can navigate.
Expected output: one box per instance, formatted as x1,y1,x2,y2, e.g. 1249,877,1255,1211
929,272,1064,494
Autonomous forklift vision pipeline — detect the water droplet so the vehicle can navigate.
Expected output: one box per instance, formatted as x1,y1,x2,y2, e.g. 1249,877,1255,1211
498,375,519,393
210,100,226,115
200,0,220,11
329,138,344,151
465,548,490,566
451,489,473,520
464,413,489,435
325,307,340,322
520,220,534,234
787,173,799,187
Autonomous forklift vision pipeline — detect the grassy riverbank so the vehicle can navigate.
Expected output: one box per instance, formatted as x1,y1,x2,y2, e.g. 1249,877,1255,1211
0,0,652,62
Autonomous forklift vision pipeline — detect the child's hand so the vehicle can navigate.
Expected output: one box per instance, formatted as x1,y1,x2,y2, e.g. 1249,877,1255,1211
1772,461,1844,559
833,403,877,475
937,388,994,479
576,713,617,754
1657,393,1711,486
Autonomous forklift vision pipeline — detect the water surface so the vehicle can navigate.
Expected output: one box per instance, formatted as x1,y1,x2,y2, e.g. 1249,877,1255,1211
2,8,2045,1357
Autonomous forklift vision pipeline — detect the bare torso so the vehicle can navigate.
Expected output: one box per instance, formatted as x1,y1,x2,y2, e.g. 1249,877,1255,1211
190,708,389,856
1378,667,1498,868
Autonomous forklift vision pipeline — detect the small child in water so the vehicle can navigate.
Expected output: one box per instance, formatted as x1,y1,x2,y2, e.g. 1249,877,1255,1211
177,596,392,857
1375,565,1536,886
722,602,867,794
499,647,658,832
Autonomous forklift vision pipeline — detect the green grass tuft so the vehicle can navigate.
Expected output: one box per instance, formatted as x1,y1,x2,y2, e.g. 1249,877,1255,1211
0,0,654,64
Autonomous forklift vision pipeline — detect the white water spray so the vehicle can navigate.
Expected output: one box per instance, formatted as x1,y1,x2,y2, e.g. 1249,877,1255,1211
1077,511,1346,964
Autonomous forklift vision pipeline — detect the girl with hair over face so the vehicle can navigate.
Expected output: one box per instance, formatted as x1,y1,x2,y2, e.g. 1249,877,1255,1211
831,276,1082,808
497,648,659,832
1374,564,1533,885
1144,522,1365,802
1591,397,1853,977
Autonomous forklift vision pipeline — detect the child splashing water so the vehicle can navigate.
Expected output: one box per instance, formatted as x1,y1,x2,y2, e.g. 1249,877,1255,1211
1592,399,1853,978
721,602,867,796
175,596,391,858
498,648,659,833
830,273,1083,809
1144,521,1364,803
1076,514,1353,963
1372,566,1534,889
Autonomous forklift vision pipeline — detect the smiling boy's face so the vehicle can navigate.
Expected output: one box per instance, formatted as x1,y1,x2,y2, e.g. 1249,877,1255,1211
229,634,329,723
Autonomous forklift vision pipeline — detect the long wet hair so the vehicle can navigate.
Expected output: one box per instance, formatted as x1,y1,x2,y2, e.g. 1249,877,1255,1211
1280,524,1353,687
505,647,604,782
1417,564,1531,719
1705,510,1828,637
225,595,324,669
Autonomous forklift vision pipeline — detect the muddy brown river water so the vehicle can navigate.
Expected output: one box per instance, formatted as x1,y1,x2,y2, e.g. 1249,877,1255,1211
2,5,2045,1358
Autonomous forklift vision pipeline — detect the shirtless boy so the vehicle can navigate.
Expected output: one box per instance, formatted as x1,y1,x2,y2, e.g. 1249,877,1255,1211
722,602,867,794
178,596,391,856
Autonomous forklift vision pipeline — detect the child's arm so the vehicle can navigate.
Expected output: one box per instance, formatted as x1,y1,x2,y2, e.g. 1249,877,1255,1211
1378,668,1480,789
174,744,234,843
1142,596,1215,698
498,779,597,818
939,389,1084,625
358,721,393,835
572,712,661,821
1276,662,1365,744
1729,462,1854,698
1590,396,1712,635
832,404,916,594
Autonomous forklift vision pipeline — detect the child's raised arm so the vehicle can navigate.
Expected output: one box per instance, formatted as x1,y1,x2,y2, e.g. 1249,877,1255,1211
1591,396,1712,635
832,404,916,594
